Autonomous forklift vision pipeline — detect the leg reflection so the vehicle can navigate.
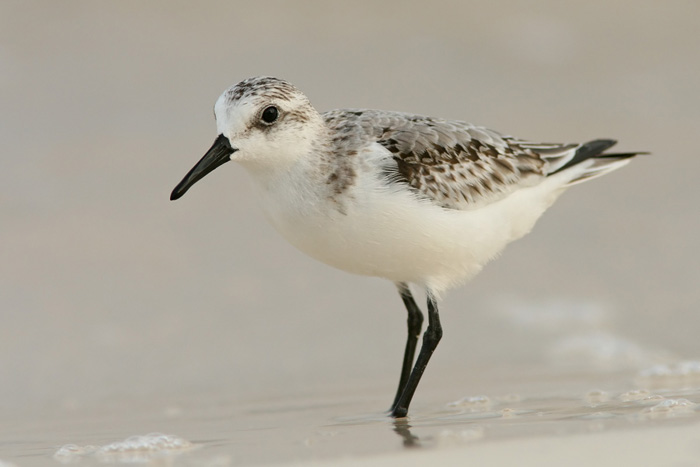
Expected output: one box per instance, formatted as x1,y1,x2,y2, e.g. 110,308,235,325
392,418,420,448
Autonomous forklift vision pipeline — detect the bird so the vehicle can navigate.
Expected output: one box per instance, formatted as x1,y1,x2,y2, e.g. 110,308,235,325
170,76,643,418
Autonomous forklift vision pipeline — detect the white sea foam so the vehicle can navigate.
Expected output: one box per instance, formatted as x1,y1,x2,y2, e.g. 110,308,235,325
639,399,697,419
435,427,485,446
548,332,668,369
54,433,194,463
584,390,610,404
618,389,652,402
497,299,610,332
447,395,492,411
637,361,700,388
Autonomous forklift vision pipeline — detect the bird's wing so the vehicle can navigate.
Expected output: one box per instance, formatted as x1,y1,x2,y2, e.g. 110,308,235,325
322,110,638,210
324,109,572,210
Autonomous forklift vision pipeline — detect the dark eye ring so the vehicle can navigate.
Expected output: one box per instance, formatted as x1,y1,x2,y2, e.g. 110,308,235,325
261,105,279,124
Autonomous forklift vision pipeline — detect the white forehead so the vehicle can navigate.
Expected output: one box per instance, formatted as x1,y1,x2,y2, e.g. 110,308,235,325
214,91,252,135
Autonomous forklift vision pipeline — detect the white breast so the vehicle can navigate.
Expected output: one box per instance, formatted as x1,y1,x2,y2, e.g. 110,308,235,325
246,156,567,294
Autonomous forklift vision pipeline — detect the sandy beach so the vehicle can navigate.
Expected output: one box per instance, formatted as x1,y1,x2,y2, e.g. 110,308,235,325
2,1,700,465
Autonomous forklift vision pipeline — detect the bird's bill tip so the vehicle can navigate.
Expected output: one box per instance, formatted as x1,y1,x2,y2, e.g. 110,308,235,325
170,134,235,201
170,187,185,201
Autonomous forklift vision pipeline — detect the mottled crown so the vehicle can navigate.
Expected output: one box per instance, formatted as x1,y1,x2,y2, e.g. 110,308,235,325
224,76,307,106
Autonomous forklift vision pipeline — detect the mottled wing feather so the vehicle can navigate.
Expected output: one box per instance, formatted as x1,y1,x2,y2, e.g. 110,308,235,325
323,109,557,210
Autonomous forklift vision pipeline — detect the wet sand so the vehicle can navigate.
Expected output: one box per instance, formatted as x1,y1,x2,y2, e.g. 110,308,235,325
2,1,700,465
6,365,700,465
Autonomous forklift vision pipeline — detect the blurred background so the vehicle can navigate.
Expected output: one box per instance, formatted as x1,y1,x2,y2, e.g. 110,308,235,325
1,1,699,416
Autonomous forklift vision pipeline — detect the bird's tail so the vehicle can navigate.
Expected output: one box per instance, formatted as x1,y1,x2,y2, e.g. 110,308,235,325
541,139,645,186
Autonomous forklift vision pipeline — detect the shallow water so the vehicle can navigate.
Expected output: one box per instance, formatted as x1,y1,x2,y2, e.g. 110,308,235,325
5,363,700,466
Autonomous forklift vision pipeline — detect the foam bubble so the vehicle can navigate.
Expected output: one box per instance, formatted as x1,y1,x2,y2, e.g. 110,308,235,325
99,433,191,453
447,395,492,411
497,299,609,331
54,433,194,463
435,427,484,446
548,332,665,369
639,398,696,419
584,390,610,404
638,361,700,388
53,444,99,462
618,389,651,402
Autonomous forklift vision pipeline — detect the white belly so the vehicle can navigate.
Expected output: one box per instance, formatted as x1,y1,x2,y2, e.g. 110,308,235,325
252,169,565,294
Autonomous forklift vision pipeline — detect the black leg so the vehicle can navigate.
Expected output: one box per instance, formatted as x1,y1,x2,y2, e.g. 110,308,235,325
391,283,424,409
391,290,443,418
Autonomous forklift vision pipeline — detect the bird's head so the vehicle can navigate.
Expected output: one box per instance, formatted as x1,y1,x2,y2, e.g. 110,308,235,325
171,76,322,200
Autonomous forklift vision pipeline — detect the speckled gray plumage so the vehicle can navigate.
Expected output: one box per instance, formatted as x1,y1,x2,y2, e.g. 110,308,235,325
322,109,585,209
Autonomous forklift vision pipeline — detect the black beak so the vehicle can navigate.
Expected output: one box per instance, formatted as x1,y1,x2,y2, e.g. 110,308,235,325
170,134,236,200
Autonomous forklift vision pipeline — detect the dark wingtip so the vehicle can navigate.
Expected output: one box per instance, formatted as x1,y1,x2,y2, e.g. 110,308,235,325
579,139,618,157
550,139,619,175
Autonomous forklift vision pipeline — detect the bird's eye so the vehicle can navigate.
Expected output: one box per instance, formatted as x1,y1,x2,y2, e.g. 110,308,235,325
261,106,279,124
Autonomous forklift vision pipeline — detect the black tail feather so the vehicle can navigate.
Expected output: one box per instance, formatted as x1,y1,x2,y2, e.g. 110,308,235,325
549,139,617,175
597,152,650,159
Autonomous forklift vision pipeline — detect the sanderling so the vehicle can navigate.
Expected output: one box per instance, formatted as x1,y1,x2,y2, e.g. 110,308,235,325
171,76,643,418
